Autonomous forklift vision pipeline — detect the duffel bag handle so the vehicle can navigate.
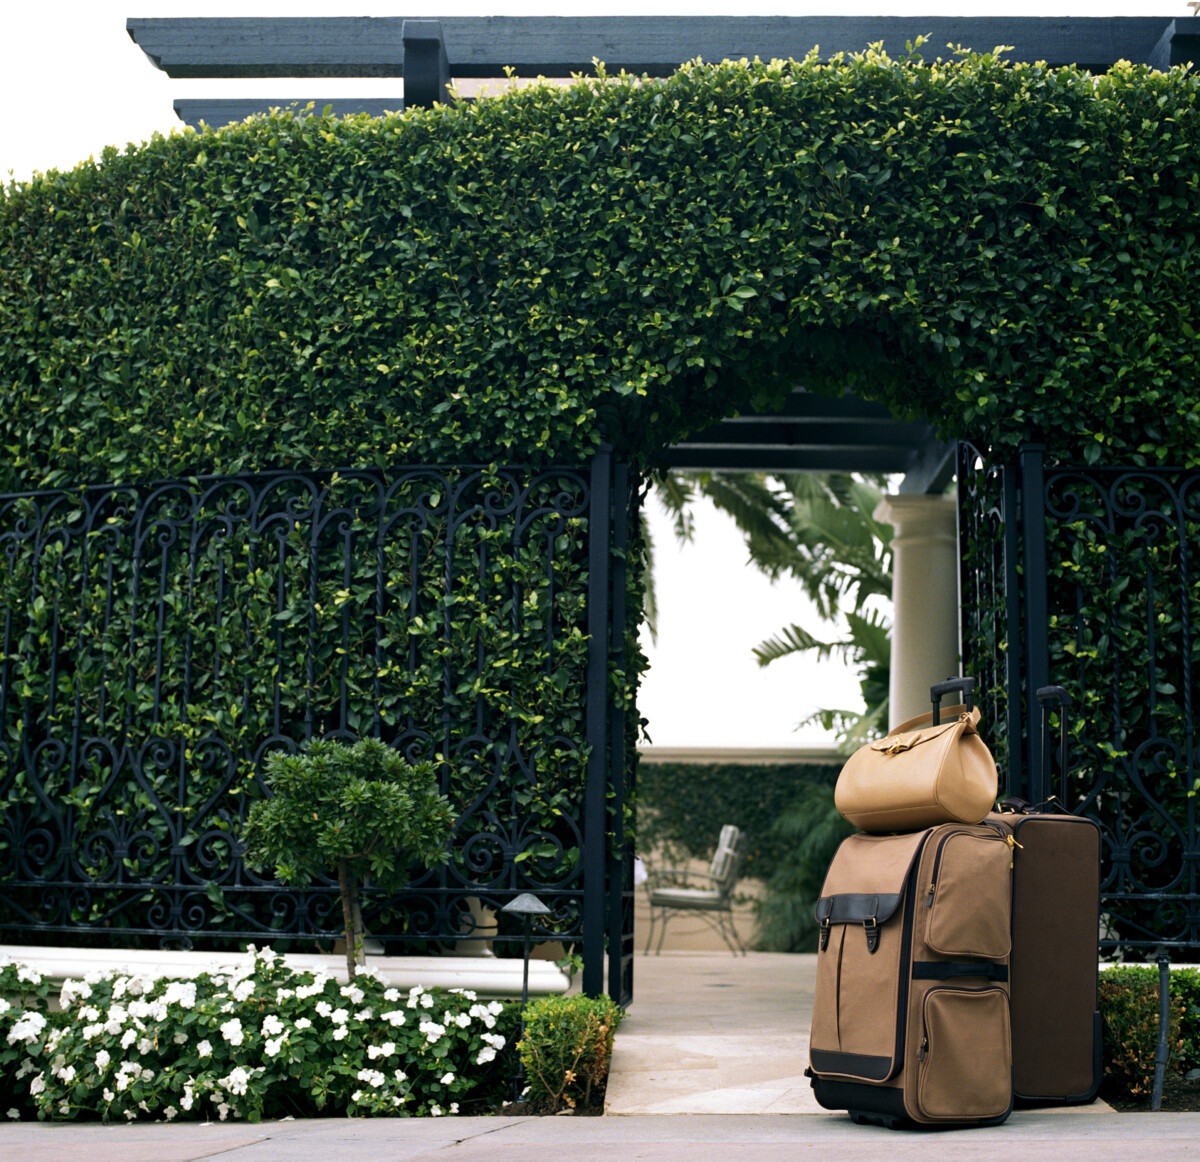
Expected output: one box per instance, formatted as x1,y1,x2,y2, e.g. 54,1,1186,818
931,676,975,726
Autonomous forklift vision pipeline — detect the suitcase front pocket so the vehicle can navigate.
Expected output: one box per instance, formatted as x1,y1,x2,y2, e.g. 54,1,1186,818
925,832,1011,959
917,986,1012,1121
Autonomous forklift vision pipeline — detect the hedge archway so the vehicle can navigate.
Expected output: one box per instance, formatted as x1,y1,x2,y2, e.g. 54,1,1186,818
3,46,1199,489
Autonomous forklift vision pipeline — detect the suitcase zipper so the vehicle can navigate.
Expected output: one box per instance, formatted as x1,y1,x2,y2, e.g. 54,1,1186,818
925,829,1009,906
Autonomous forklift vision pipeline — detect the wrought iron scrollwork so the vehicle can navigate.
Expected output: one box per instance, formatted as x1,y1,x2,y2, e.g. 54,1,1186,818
0,464,607,955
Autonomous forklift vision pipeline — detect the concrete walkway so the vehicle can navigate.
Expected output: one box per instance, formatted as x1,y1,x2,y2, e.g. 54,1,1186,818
606,951,819,1113
5,1110,1200,1161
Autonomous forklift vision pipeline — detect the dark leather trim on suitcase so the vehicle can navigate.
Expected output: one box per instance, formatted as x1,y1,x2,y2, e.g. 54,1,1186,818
913,962,1008,982
815,892,904,926
811,1077,909,1120
809,1049,894,1082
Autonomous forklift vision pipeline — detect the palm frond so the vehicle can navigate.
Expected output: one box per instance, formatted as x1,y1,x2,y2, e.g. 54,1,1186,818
753,623,837,668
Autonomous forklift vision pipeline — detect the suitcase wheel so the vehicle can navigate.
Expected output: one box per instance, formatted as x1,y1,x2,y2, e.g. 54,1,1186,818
848,1110,911,1131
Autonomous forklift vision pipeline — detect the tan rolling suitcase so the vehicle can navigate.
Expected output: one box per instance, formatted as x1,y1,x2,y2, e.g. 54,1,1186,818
806,821,1014,1128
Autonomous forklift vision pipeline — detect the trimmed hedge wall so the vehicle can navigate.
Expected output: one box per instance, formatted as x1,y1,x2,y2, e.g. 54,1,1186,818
3,49,1200,489
636,759,842,877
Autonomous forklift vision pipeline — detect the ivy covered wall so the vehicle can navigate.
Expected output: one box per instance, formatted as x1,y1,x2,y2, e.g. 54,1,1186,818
3,48,1200,489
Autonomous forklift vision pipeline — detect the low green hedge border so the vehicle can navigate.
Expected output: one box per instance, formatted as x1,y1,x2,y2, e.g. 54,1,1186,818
0,951,622,1122
636,759,842,878
1099,966,1200,1097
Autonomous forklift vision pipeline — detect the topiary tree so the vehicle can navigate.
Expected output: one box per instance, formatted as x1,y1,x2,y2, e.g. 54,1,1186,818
240,737,455,980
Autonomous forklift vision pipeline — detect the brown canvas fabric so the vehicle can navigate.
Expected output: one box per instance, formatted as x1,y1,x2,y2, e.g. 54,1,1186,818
810,822,1013,1126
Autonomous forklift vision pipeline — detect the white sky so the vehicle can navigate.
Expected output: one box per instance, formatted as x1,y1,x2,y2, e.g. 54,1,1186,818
1,3,1188,747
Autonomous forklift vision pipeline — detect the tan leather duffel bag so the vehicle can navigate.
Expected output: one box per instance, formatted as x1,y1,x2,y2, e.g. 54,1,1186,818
834,679,999,833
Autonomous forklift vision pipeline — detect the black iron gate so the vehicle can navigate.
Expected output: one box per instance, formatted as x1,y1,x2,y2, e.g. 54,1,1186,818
0,452,635,1001
959,442,1200,955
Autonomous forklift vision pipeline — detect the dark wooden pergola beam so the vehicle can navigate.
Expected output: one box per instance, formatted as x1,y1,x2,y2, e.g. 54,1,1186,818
127,16,1190,80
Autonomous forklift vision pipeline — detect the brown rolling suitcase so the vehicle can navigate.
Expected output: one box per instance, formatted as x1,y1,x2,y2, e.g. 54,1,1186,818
988,684,1102,1105
806,819,1014,1128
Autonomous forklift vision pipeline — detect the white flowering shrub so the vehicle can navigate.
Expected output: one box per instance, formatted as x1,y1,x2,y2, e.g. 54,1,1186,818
1,948,518,1122
0,959,54,1121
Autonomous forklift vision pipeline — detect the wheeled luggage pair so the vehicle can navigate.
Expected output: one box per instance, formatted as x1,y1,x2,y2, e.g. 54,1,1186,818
807,678,1102,1128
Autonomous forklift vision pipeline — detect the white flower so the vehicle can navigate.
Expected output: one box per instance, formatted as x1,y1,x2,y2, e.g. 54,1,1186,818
174,1031,188,1045
356,1068,385,1088
381,1010,406,1027
78,1005,100,1022
329,1008,349,1026
7,1011,47,1045
481,1032,506,1049
276,988,295,1002
95,1050,111,1071
419,993,435,1009
315,1001,333,1018
0,998,9,1016
295,1018,312,1030
180,1085,195,1112
265,1036,286,1057
487,1001,504,1016
475,1047,496,1065
120,1028,138,1050
393,1069,407,1083
29,1074,45,1096
450,989,478,1001
217,1102,230,1121
197,1040,213,1058
59,979,92,1007
220,1018,244,1046
454,1013,471,1028
6,1109,19,1120
55,1064,77,1084
356,1008,373,1021
429,1103,444,1117
220,1066,250,1097
17,966,42,985
164,1106,178,1121
440,1072,455,1086
232,980,255,1003
123,1110,137,1122
332,1027,349,1041
420,1020,446,1044
137,1037,153,1056
383,988,401,1002
163,981,197,1010
261,1014,284,1037
367,1041,396,1060
450,1103,459,1114
82,1023,104,1040
340,985,365,1004
103,1089,115,1102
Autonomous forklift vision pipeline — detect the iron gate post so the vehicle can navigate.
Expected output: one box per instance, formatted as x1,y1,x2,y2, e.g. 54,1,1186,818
582,447,613,997
1020,446,1051,805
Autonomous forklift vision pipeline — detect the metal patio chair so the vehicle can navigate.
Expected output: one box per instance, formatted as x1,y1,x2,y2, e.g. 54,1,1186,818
643,824,748,956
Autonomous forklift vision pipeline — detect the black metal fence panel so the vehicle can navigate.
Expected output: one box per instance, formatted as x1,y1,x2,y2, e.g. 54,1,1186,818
960,444,1200,954
0,463,631,986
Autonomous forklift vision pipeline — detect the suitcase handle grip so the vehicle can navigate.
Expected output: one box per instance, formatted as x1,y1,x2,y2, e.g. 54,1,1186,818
1037,685,1074,809
931,677,974,726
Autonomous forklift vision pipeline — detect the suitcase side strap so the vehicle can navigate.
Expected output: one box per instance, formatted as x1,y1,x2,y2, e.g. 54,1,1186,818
913,962,1009,983
815,892,903,953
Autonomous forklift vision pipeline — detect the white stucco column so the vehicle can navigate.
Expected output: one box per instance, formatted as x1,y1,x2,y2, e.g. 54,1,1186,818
873,494,960,728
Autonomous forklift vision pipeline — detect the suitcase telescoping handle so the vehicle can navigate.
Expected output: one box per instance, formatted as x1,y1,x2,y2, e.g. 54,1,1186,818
1037,684,1074,810
930,676,975,726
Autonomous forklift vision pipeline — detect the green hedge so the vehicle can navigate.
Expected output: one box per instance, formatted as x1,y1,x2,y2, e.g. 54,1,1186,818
1099,966,1200,1096
4,49,1200,488
636,759,842,877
